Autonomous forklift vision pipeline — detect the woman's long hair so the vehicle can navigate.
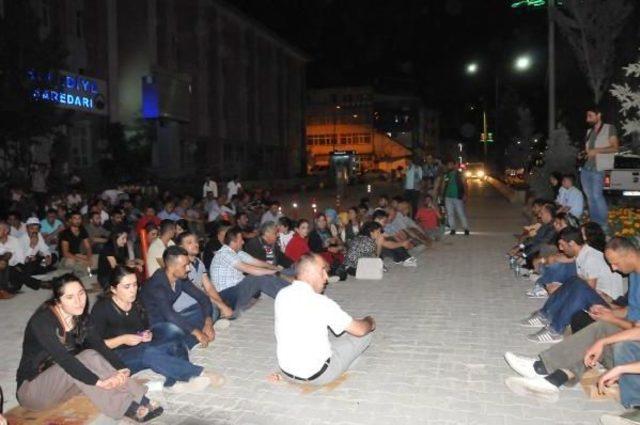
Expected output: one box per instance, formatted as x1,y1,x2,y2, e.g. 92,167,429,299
44,273,90,343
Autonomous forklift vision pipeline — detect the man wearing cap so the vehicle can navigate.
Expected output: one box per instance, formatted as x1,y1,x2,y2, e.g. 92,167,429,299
20,217,56,278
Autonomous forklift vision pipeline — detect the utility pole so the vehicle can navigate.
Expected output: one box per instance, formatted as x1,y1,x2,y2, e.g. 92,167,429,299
548,0,556,137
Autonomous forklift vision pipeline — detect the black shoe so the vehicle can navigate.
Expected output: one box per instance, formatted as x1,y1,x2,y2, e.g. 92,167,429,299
464,229,470,236
449,230,456,236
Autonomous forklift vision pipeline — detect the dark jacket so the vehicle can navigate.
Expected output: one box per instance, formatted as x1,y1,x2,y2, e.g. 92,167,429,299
523,223,556,258
244,236,292,268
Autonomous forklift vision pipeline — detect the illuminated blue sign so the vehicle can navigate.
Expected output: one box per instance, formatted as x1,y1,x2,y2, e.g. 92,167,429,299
28,70,108,115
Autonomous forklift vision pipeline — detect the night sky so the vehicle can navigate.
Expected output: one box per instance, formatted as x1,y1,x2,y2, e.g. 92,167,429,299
235,0,639,150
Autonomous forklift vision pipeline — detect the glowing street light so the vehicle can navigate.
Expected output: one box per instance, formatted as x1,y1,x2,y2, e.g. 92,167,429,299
514,55,532,72
466,62,478,75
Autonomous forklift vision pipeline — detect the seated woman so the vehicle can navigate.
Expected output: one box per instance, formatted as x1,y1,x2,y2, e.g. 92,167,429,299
284,219,311,262
91,266,221,392
16,274,162,422
97,227,143,290
342,207,361,243
343,221,384,276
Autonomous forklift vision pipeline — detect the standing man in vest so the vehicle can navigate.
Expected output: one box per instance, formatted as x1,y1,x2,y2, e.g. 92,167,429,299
404,157,423,218
581,106,619,231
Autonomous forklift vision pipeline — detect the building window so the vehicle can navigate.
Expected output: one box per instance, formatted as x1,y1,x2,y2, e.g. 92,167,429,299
76,10,83,39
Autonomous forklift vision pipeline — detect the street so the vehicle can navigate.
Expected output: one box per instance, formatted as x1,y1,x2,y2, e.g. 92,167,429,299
0,181,622,424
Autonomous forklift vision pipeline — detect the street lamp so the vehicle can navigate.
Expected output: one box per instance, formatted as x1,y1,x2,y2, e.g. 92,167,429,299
514,55,532,71
466,62,478,75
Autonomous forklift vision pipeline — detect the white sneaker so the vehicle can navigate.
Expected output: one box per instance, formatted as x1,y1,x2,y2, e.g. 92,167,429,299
145,380,164,392
529,272,541,282
527,328,563,344
165,376,211,393
600,410,640,425
214,318,231,330
402,257,418,267
518,311,549,328
327,276,340,283
504,352,544,378
504,376,559,402
526,286,548,299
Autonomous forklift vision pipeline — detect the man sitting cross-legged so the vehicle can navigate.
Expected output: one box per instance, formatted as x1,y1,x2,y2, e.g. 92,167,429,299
504,237,640,413
209,226,289,315
270,253,375,385
521,227,624,344
140,245,216,350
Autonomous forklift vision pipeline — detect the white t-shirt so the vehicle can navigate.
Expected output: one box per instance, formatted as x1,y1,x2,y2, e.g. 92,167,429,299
227,181,241,198
203,180,218,198
576,244,624,299
10,223,27,239
20,233,50,257
0,235,25,266
146,238,175,277
275,281,353,378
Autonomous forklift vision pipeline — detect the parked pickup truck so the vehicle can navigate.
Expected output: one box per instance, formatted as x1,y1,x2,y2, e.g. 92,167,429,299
603,153,640,198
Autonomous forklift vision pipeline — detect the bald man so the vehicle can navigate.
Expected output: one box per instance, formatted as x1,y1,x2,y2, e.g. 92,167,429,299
272,254,375,385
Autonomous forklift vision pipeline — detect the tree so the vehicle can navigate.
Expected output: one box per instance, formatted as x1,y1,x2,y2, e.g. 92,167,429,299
504,107,541,168
555,0,633,104
611,51,640,147
0,2,68,175
527,126,578,198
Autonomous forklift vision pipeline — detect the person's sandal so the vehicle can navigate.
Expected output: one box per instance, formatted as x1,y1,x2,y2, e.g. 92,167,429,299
124,401,164,423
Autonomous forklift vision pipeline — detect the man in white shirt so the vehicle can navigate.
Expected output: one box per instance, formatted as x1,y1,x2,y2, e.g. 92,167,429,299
260,201,282,225
7,212,27,239
556,174,584,219
146,220,176,277
202,176,218,199
19,217,54,270
272,253,375,385
226,175,242,199
0,221,43,295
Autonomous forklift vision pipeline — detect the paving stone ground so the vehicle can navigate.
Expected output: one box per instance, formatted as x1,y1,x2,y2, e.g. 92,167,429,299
0,180,624,424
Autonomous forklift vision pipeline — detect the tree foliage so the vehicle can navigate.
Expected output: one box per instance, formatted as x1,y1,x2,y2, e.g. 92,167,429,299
555,0,633,104
611,51,640,143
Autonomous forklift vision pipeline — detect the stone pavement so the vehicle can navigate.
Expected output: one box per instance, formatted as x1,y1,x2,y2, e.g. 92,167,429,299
0,181,624,424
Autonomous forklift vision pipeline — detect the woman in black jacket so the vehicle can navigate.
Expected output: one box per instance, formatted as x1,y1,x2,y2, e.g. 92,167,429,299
16,273,162,422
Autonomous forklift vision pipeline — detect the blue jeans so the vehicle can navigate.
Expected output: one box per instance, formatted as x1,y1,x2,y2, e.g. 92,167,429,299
536,262,577,287
219,275,288,312
613,341,640,408
445,197,469,230
116,340,203,387
541,276,607,333
580,168,608,229
150,303,207,351
172,293,221,322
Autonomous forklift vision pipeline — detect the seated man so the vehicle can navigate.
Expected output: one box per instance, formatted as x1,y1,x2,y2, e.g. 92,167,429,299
172,231,234,320
271,253,375,385
140,245,215,350
85,210,110,253
146,220,176,277
0,221,42,297
386,205,432,247
19,217,56,277
509,203,558,266
260,201,282,225
210,227,289,313
40,208,64,251
7,211,26,239
236,212,258,240
59,211,96,274
244,221,293,269
555,174,584,219
504,237,640,420
372,210,416,267
521,227,624,343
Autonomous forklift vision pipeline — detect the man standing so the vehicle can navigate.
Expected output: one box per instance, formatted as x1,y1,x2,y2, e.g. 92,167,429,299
202,175,218,199
141,245,215,350
273,254,375,385
581,106,619,230
404,157,423,217
442,159,470,236
226,175,242,199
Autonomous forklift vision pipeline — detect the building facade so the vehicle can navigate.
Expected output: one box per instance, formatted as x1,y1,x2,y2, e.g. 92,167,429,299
306,87,438,173
24,0,308,182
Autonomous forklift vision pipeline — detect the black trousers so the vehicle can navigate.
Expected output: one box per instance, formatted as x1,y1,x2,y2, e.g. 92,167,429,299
381,247,411,263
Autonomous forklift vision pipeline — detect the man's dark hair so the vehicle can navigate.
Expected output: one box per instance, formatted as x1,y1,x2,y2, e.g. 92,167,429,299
532,198,549,207
294,218,309,229
278,216,292,230
392,195,404,203
69,210,82,218
175,231,195,247
269,200,280,207
372,209,388,221
159,219,176,236
162,245,189,267
606,237,639,254
583,222,606,252
360,221,382,238
558,227,584,245
47,208,57,215
378,194,389,201
223,226,243,245
7,211,20,219
587,105,602,114
111,208,124,216
562,174,575,183
235,211,248,220
90,210,101,219
541,203,558,217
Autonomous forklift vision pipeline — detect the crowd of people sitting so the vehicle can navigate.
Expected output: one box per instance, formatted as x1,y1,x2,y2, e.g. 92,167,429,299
503,172,640,424
0,159,465,423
